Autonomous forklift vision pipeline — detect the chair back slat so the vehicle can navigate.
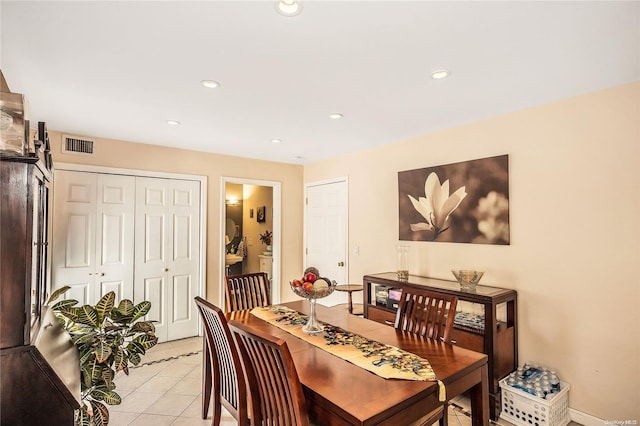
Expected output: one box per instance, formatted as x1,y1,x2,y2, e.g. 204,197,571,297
225,272,271,312
194,297,249,426
229,321,310,426
394,287,458,343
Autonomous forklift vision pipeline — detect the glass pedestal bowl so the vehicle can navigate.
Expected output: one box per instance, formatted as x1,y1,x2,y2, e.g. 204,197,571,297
451,270,484,292
290,280,336,334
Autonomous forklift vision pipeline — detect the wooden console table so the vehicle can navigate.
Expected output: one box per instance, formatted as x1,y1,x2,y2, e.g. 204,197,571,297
363,272,517,420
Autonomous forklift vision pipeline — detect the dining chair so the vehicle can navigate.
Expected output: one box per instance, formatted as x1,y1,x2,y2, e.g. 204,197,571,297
224,272,271,312
229,320,311,426
194,297,249,426
394,287,459,426
394,287,459,343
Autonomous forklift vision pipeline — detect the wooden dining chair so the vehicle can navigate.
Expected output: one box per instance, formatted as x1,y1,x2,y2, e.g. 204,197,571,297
194,297,249,426
224,272,271,312
394,287,459,343
229,320,311,426
394,287,459,426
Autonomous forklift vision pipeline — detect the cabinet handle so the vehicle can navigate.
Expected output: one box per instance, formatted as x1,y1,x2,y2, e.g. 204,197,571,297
164,268,169,272
98,272,105,276
450,339,457,345
337,261,345,267
88,273,94,276
384,320,394,326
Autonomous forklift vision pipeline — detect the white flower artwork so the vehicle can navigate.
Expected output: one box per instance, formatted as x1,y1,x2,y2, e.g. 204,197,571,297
398,155,510,244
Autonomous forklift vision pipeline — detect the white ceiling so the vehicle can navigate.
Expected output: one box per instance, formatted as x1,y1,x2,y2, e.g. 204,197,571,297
2,1,638,165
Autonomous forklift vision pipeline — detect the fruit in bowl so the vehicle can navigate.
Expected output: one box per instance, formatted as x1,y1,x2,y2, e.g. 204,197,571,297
451,269,484,290
290,267,336,299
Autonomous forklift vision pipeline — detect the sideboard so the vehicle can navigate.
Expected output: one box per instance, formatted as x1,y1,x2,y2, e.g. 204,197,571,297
363,272,517,420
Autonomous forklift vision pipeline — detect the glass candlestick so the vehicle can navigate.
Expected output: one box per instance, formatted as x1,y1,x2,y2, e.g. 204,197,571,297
396,244,409,281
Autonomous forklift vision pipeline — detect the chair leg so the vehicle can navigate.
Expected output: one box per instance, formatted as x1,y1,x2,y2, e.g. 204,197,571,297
202,342,212,419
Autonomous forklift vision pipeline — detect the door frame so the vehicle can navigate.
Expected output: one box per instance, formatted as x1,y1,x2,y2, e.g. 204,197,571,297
220,177,282,306
54,163,208,335
304,176,349,284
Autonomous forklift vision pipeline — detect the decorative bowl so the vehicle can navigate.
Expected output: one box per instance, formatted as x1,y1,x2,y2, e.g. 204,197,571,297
290,279,336,300
451,270,484,291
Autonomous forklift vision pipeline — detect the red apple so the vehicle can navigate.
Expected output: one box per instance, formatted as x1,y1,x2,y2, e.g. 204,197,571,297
292,279,302,288
303,272,317,283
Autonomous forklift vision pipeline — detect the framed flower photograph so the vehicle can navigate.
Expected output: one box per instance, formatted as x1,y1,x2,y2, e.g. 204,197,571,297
398,154,510,245
257,206,266,223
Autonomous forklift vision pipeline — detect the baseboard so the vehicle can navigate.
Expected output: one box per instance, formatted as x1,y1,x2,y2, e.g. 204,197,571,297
571,408,605,426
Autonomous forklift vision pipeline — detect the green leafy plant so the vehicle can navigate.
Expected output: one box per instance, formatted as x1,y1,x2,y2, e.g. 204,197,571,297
48,286,159,426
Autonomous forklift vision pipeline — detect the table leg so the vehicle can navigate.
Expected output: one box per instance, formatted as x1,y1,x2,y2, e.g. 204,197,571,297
348,291,354,314
469,363,490,426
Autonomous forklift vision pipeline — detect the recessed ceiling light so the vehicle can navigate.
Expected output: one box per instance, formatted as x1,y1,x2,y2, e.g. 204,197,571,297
167,120,181,125
201,80,220,89
431,70,450,80
329,113,343,119
271,139,281,144
275,0,303,17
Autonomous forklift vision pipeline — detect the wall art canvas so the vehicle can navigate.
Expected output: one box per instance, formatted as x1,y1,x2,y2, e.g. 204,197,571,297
398,154,510,245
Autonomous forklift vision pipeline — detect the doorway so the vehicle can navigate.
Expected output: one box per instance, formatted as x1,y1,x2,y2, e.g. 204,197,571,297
220,177,281,306
304,177,349,307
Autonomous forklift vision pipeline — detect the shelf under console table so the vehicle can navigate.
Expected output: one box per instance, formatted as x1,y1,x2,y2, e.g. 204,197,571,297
363,272,517,421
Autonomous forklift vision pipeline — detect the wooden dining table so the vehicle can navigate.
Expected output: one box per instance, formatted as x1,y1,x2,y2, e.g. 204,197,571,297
227,300,489,426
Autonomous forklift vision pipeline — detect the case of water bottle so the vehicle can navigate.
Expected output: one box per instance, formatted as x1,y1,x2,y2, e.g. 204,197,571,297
500,366,571,426
500,378,570,426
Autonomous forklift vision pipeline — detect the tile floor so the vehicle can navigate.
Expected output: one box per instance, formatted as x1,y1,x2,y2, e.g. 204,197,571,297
109,337,577,426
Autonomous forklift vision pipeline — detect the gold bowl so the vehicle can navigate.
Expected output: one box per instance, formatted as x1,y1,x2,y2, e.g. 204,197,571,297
451,270,484,290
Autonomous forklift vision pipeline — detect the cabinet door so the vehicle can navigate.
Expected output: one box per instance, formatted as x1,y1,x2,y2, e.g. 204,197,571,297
51,171,135,305
134,177,200,342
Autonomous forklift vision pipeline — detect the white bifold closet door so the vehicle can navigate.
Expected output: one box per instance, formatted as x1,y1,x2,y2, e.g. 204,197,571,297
134,177,200,342
52,171,135,305
52,170,201,342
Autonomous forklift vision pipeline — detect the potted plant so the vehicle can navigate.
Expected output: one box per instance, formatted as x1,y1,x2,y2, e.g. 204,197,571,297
47,286,159,426
259,229,273,254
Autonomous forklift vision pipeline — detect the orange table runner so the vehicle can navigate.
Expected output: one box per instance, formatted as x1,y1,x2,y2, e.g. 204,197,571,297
251,305,445,400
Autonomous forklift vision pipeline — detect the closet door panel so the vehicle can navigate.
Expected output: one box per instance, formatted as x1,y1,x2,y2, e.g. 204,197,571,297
52,171,97,305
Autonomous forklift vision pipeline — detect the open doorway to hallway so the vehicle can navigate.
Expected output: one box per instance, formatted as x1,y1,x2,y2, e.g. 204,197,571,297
220,177,281,307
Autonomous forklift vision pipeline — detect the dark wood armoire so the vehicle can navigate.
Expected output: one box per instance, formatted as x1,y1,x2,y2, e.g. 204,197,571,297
1,123,81,425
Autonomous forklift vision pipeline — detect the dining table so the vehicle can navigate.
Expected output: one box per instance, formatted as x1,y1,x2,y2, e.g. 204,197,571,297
227,300,489,426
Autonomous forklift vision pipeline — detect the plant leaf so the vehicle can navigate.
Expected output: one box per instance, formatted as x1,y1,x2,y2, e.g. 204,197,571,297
47,286,70,304
95,291,116,324
117,299,135,316
126,341,146,355
75,404,91,426
128,321,156,335
59,306,80,323
95,340,113,363
131,301,151,322
113,347,127,372
133,334,158,351
104,390,121,406
90,400,109,426
52,299,79,311
128,351,141,366
77,305,101,328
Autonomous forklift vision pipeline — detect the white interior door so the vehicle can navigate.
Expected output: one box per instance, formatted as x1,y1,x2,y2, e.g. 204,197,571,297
305,179,348,307
52,171,135,305
134,177,200,342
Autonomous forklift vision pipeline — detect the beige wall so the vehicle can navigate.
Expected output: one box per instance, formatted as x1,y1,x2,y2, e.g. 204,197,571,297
305,82,640,419
48,131,304,307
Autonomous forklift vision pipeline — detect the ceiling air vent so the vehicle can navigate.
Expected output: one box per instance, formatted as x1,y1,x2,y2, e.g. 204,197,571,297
62,135,94,155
